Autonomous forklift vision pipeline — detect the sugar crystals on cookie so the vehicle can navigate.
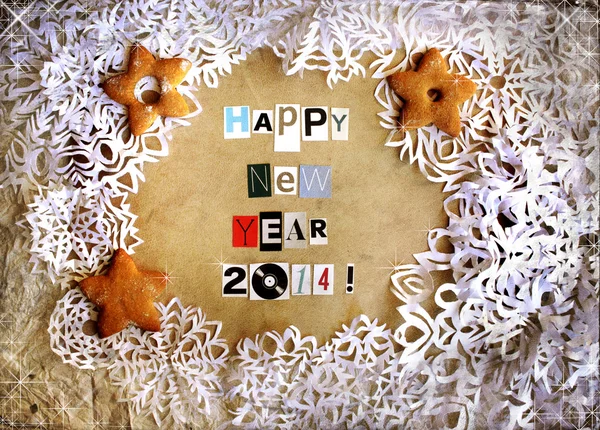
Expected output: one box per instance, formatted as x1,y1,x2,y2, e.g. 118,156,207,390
387,48,477,137
102,45,192,136
79,249,167,338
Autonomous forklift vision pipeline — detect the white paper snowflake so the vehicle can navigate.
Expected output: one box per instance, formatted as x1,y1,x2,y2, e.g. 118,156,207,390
49,289,229,427
18,181,140,287
0,0,596,428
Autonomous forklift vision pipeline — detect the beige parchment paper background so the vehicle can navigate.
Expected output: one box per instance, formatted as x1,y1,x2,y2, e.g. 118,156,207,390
131,49,448,346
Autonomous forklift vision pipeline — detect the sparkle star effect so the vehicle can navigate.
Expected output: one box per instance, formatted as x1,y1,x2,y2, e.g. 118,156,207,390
207,249,229,272
581,234,599,258
0,0,44,44
550,2,599,66
0,332,25,363
53,18,77,41
47,391,84,429
153,261,179,291
378,248,406,276
0,315,13,329
0,56,32,85
583,77,600,95
0,353,45,422
0,324,87,428
528,403,549,426
88,415,107,429
501,0,521,23
416,218,435,238
446,74,466,89
580,400,600,429
552,371,576,397
76,1,94,25
39,0,60,20
394,108,420,139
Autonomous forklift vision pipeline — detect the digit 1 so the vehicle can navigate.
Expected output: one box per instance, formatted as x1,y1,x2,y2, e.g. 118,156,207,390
296,266,306,294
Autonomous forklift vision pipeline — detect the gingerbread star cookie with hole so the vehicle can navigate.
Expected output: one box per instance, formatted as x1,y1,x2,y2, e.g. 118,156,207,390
102,45,192,136
387,48,477,137
79,248,166,338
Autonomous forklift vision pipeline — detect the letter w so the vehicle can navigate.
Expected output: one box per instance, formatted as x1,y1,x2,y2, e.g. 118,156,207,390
302,167,330,191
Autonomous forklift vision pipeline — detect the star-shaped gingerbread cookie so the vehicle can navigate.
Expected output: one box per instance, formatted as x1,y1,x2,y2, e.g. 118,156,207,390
79,249,166,338
102,45,192,136
387,48,477,137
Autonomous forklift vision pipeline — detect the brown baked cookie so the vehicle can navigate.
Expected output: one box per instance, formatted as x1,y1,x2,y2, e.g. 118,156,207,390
79,249,166,338
102,45,192,136
387,48,477,137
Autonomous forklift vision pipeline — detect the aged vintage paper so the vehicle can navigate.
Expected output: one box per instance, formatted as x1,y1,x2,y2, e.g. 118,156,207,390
5,1,596,427
130,49,448,346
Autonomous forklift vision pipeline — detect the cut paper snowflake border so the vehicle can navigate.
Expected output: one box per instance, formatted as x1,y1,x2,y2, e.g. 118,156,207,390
1,0,242,200
51,290,600,428
49,289,229,427
372,5,599,430
0,0,596,428
18,181,141,288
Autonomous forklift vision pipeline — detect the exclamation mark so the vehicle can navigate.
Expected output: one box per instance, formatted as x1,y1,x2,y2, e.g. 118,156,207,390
346,263,354,294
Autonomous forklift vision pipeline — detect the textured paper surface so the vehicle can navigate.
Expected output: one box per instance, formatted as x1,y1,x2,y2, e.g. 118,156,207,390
129,49,447,346
1,0,598,429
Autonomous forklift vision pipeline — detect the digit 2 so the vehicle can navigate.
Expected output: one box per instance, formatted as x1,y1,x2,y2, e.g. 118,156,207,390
223,266,247,296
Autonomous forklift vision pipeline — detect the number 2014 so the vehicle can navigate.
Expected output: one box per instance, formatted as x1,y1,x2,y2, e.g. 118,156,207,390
222,263,337,300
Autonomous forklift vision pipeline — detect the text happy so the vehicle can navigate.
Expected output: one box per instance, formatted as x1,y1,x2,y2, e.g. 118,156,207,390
223,105,349,151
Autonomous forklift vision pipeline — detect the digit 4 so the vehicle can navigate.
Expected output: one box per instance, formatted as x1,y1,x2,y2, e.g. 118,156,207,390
313,264,334,295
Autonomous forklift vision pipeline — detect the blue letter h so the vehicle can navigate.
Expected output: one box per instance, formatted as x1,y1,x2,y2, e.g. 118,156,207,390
225,106,249,133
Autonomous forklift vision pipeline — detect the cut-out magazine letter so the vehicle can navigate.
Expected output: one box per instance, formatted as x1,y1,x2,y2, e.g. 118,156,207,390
224,106,251,139
249,263,290,300
302,106,329,141
313,264,334,295
232,216,258,247
222,264,249,297
252,109,273,134
299,165,332,198
331,107,349,140
260,212,283,251
274,104,301,152
274,166,298,195
247,164,272,198
284,212,307,249
346,263,355,294
292,264,311,295
309,218,328,245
